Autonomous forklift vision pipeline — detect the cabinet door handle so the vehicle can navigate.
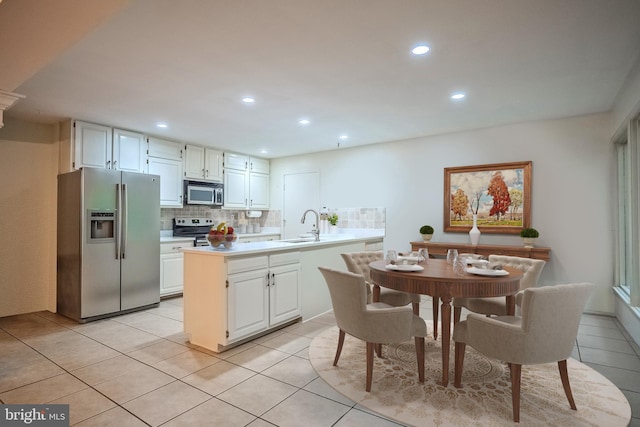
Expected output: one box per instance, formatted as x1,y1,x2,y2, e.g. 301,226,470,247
113,160,118,169
266,272,270,287
271,273,275,286
106,160,111,168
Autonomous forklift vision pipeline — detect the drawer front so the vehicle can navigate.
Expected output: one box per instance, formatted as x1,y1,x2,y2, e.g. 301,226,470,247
269,251,301,267
160,241,193,254
227,255,269,275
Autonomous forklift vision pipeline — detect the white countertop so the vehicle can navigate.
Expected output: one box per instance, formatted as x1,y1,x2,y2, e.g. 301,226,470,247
182,230,384,257
161,236,195,243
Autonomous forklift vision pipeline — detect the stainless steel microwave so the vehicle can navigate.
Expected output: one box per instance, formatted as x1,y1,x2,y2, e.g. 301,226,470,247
184,181,223,206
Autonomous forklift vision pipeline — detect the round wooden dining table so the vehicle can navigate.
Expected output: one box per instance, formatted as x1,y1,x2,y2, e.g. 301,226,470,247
369,258,523,387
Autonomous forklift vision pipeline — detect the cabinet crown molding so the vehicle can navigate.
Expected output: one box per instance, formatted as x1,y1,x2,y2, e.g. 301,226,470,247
0,89,26,128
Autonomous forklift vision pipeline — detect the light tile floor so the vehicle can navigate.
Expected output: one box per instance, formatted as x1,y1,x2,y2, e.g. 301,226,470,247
1,296,638,426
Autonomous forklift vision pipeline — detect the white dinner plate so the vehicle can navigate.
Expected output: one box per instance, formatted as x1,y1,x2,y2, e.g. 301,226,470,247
467,266,509,276
385,264,424,272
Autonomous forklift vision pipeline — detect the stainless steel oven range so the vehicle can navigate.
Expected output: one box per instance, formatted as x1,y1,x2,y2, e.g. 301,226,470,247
173,217,215,246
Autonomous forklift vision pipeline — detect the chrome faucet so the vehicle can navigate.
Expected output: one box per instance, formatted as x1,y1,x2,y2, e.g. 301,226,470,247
300,209,320,241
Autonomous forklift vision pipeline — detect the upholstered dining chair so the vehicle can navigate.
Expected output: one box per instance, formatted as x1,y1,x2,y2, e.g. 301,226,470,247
453,282,594,422
453,255,546,323
340,252,435,335
318,266,427,392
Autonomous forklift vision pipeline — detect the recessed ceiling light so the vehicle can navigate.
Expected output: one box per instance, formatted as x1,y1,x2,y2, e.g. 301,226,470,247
156,122,168,128
450,92,466,100
260,149,268,154
411,44,431,55
298,119,310,125
339,135,348,140
242,97,255,103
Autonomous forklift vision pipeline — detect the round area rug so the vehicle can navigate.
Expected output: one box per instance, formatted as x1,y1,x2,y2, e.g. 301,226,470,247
309,326,631,427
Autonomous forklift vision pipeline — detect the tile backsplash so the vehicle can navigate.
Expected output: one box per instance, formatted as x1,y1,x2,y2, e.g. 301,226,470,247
160,207,385,231
324,207,386,229
160,207,281,230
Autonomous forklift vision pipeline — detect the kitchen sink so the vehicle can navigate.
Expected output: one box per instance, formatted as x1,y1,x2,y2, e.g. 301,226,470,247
278,237,318,243
280,237,315,243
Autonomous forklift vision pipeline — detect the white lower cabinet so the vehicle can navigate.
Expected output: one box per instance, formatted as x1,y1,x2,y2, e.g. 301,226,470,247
227,252,301,342
183,240,371,352
227,267,269,340
269,260,301,325
160,240,192,296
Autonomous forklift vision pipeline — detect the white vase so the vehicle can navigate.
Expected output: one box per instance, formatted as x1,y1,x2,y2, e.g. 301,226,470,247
330,225,338,234
469,214,481,245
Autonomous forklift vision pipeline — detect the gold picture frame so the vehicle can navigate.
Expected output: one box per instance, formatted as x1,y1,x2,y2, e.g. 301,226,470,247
444,161,532,234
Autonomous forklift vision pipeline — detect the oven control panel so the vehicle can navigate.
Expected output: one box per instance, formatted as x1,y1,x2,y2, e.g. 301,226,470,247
174,218,214,226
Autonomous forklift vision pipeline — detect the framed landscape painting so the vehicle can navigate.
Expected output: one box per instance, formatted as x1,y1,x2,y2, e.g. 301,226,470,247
444,161,532,234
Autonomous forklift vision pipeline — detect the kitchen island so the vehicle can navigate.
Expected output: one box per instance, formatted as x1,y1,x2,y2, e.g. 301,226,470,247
182,232,383,352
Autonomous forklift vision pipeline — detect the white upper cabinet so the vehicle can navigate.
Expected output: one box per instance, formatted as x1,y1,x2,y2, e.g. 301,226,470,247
148,156,183,207
73,121,146,173
224,152,249,171
249,170,269,209
223,152,270,209
148,136,183,160
184,145,223,182
74,121,113,170
113,128,146,173
224,168,249,208
184,144,205,179
250,157,270,174
147,137,184,207
249,156,269,209
205,148,223,182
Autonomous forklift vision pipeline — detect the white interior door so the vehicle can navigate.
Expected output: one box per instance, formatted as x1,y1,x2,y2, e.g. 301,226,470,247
283,172,319,239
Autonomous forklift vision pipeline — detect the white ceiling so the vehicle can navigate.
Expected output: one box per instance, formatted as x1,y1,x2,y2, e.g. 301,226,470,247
3,0,640,158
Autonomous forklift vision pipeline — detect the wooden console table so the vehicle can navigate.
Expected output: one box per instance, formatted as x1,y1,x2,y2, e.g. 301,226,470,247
410,241,551,262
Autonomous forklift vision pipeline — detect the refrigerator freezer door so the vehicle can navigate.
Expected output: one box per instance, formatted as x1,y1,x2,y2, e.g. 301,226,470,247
81,168,122,318
120,171,160,310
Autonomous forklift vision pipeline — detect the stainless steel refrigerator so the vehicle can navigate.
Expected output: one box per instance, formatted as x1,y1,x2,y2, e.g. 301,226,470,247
57,168,160,322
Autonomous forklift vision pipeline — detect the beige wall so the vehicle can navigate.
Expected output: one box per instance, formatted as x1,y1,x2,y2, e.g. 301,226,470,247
0,112,622,317
271,113,615,314
0,138,58,317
